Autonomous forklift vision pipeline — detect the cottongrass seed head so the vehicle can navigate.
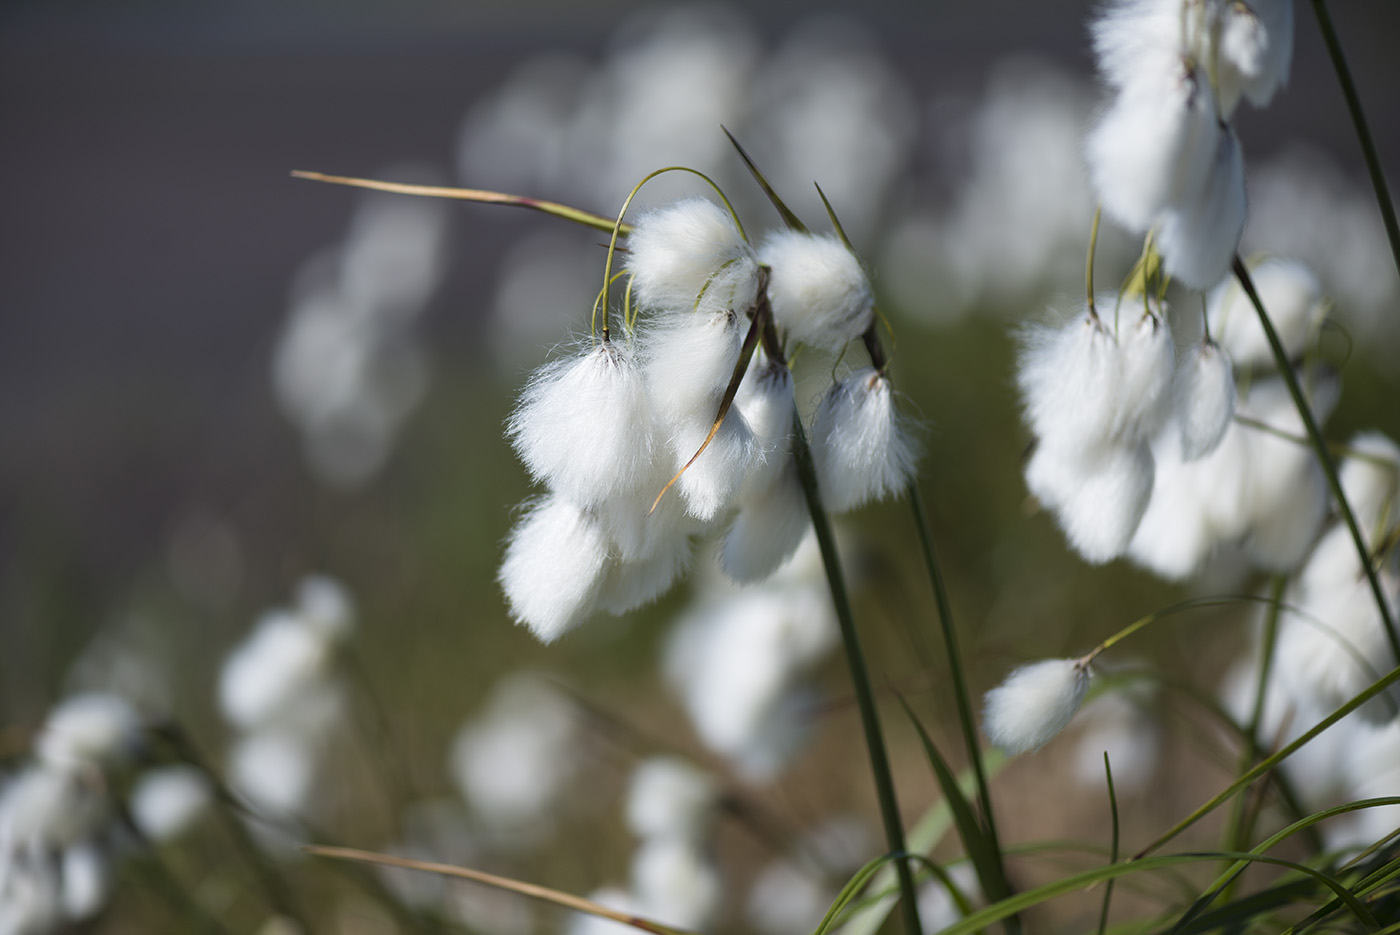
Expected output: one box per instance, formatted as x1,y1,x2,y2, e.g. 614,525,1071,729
498,495,610,643
983,657,1091,756
810,367,919,512
625,198,760,314
759,229,874,352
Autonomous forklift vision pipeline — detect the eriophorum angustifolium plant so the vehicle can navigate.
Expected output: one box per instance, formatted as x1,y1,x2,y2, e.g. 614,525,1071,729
8,2,1400,934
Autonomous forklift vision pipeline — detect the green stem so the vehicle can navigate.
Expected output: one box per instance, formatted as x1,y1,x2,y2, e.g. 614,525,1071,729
906,485,1004,857
1096,754,1119,935
1308,0,1400,283
787,411,923,935
1232,257,1400,660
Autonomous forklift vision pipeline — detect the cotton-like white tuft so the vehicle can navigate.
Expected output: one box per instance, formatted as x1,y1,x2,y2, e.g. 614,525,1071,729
668,408,759,522
625,756,719,843
295,574,355,641
596,533,694,616
759,230,874,352
1217,0,1294,112
721,462,811,584
1085,54,1220,233
1016,312,1122,449
34,693,142,772
644,308,744,420
229,728,317,817
129,765,212,843
629,837,722,931
810,368,919,512
508,340,656,507
982,658,1091,756
1091,0,1200,93
1128,427,1224,579
1174,340,1236,460
626,198,760,315
1274,568,1400,725
1207,257,1325,369
219,611,333,730
60,842,110,921
1112,310,1176,441
1155,127,1247,290
0,765,108,849
1026,441,1154,564
735,359,797,497
1339,431,1400,546
498,495,609,643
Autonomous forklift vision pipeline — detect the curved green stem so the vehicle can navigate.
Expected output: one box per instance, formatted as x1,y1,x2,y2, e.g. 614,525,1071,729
1232,257,1399,660
1309,0,1400,283
787,410,923,935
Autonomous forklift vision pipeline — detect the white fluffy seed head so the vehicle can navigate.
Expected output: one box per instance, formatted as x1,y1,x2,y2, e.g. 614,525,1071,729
1091,0,1201,93
229,728,316,817
629,837,722,931
1155,126,1247,290
497,495,609,643
735,360,797,496
625,756,719,843
644,308,745,424
129,765,213,843
34,693,142,772
1017,312,1122,450
759,230,874,352
219,611,333,730
669,408,759,522
810,368,919,512
983,658,1090,756
1216,0,1294,112
1086,54,1221,233
1339,431,1400,547
1113,310,1176,441
295,575,355,642
1207,257,1326,369
1026,441,1155,564
596,533,694,616
721,461,811,584
626,198,760,315
508,340,657,507
1175,339,1237,460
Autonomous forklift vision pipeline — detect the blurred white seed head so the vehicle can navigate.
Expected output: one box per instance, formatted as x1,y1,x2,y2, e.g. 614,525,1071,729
295,575,355,642
1154,125,1247,290
219,611,335,730
759,230,874,352
1174,339,1236,460
498,495,609,643
1207,257,1326,369
0,765,109,850
1339,431,1400,547
810,367,919,512
228,728,317,818
34,693,142,773
983,658,1091,756
626,198,760,315
625,757,719,843
59,842,110,922
509,340,657,508
1017,312,1122,450
721,461,811,584
129,765,213,843
567,888,645,935
1215,0,1294,112
629,836,722,931
1026,441,1155,564
1113,309,1176,441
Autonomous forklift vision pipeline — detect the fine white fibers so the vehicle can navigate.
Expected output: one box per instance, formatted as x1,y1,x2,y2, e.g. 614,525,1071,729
629,837,722,931
625,757,719,843
596,533,694,616
219,611,334,730
1091,0,1200,94
1113,311,1176,442
669,409,760,522
1217,0,1294,111
34,693,141,772
810,368,919,512
1154,125,1247,290
983,658,1090,756
735,360,798,498
1339,432,1400,546
509,340,656,508
1274,568,1400,725
1026,440,1155,564
1128,427,1226,579
759,230,874,352
498,495,609,643
721,462,811,584
129,766,212,843
643,308,745,424
1207,257,1326,369
1017,313,1122,449
1086,54,1220,233
1174,340,1236,460
626,198,760,315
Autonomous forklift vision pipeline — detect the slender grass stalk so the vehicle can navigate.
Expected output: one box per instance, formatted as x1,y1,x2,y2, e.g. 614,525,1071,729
1097,754,1119,935
906,485,1005,856
1308,0,1400,282
1231,257,1400,659
787,409,923,935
